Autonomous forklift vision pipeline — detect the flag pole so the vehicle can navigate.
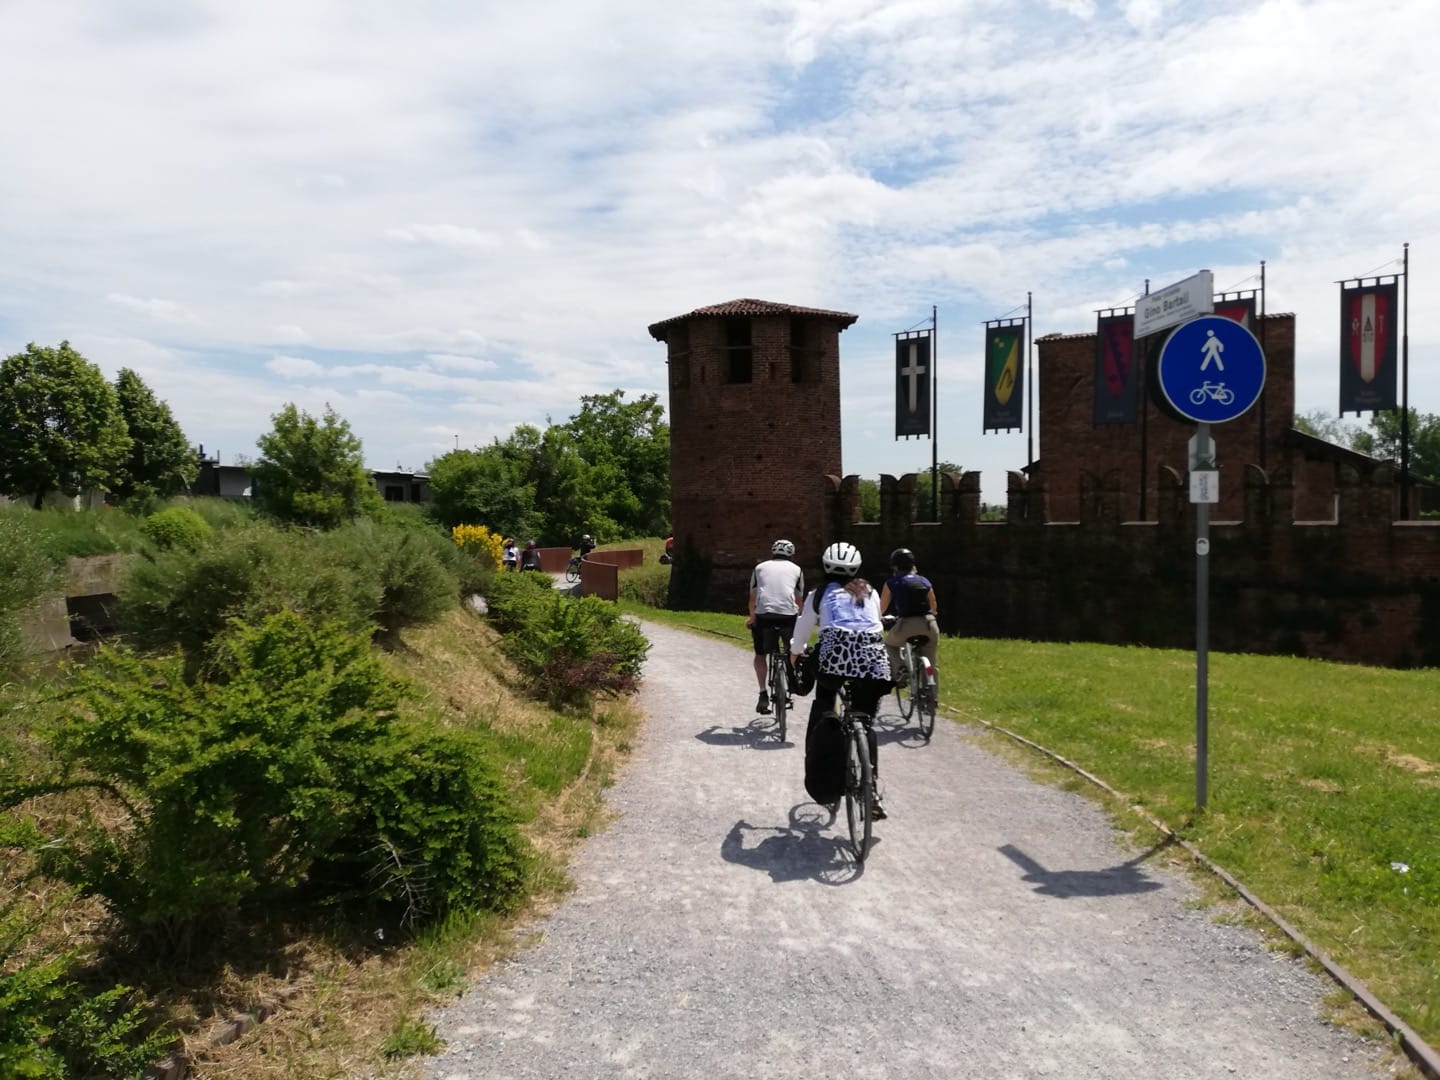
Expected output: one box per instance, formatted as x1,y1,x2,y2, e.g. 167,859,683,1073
1026,291,1034,470
931,304,939,517
1401,242,1411,519
1258,260,1267,469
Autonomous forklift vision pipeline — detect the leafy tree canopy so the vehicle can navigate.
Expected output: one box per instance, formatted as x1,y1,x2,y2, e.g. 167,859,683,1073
1295,407,1440,481
560,390,670,538
112,368,198,504
0,341,131,507
253,403,380,529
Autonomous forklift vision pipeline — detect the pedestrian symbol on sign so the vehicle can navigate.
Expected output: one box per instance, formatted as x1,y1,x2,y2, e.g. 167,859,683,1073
1200,330,1225,372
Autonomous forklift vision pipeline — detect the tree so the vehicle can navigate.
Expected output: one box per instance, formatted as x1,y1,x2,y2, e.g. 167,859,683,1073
253,404,380,528
561,390,670,538
112,368,198,504
0,341,131,507
915,461,964,522
427,436,540,538
1293,407,1362,446
1351,408,1440,482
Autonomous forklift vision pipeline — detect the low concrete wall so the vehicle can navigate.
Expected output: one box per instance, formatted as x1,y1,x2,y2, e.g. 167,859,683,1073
18,554,133,654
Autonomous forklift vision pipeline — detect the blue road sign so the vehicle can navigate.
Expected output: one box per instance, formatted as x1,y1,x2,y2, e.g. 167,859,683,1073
1156,315,1266,424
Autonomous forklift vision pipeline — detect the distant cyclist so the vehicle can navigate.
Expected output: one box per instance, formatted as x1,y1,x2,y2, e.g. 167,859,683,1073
878,547,939,686
578,533,597,558
791,541,891,818
746,538,804,715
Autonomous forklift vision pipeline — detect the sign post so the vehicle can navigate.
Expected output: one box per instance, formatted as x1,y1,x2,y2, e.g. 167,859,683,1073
1155,314,1266,810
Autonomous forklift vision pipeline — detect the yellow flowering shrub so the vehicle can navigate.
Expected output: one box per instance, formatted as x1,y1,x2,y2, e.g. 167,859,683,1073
451,523,504,570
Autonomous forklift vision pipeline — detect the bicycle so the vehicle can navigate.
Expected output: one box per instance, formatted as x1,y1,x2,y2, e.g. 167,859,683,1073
565,555,582,584
836,682,877,862
893,636,938,741
765,634,791,742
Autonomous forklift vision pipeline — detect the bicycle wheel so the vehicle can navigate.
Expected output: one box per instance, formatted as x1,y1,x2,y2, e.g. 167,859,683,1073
917,670,937,741
893,646,916,721
769,652,788,742
843,720,873,862
565,560,581,584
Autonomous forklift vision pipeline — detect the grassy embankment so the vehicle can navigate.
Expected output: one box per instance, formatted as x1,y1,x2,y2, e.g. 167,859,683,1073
1,506,643,1077
627,600,1440,1054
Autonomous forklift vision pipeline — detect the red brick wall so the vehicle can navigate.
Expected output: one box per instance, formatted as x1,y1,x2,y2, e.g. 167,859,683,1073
1037,314,1296,522
665,314,844,607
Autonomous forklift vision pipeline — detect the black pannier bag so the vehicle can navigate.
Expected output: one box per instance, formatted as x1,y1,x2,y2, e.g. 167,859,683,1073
789,644,818,696
804,709,846,805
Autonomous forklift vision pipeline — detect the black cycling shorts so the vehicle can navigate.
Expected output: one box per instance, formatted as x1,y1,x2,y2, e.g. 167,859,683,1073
751,613,797,656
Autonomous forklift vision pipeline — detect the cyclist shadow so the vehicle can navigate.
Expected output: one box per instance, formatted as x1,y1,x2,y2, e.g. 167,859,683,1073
997,839,1173,898
871,711,927,749
694,718,790,750
720,805,868,884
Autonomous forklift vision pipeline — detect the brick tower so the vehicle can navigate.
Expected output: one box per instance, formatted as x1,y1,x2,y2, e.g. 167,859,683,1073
648,298,858,609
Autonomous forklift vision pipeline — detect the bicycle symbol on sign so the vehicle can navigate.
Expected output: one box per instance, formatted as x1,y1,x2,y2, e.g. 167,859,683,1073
1189,381,1235,406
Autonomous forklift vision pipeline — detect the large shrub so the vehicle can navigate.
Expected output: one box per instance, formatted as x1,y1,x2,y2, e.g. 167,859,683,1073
617,562,671,609
119,525,378,660
13,613,526,943
501,593,650,708
451,523,503,571
321,522,460,638
139,506,213,552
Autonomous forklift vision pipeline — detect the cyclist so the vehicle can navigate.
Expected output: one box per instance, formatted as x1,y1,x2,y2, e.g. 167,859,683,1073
502,537,518,572
578,533,597,558
746,538,804,715
519,540,542,572
791,541,891,818
878,547,939,687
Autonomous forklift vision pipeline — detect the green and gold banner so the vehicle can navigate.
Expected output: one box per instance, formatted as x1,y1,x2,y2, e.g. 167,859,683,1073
983,321,1024,432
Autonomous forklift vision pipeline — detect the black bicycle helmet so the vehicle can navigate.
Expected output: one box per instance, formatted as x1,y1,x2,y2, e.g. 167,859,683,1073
890,547,916,573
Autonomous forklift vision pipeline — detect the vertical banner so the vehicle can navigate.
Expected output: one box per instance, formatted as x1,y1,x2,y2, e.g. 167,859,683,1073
1339,282,1398,412
1213,296,1256,329
983,322,1025,432
894,334,932,438
1093,314,1137,425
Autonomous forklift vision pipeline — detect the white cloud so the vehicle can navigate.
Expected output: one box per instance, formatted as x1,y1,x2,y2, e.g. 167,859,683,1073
0,0,1437,501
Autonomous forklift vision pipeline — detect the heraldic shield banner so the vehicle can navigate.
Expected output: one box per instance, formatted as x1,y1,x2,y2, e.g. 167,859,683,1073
983,322,1024,432
895,334,932,438
1340,282,1398,413
1093,314,1137,425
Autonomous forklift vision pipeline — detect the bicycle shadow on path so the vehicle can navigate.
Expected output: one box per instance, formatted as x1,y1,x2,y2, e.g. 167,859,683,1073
720,805,872,885
694,719,791,750
998,838,1174,899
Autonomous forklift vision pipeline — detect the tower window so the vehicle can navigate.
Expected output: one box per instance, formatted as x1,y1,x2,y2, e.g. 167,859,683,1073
790,318,821,383
668,324,690,388
723,318,752,384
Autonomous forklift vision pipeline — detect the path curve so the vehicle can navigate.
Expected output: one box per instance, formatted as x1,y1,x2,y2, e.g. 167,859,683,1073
422,620,1400,1079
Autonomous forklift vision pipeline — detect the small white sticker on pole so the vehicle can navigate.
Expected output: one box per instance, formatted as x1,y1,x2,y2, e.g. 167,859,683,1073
1196,537,1210,556
1190,470,1219,504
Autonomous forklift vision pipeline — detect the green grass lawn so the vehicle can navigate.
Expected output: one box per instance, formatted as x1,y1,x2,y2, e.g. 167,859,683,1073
630,602,1440,1049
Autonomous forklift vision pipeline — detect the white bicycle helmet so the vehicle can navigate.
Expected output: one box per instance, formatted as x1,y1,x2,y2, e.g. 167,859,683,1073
821,541,862,577
771,538,795,558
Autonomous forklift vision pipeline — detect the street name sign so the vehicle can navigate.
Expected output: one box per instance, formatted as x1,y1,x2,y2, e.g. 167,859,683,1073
1134,270,1214,339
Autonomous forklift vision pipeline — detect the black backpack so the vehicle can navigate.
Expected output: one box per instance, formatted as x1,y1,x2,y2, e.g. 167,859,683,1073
804,710,846,805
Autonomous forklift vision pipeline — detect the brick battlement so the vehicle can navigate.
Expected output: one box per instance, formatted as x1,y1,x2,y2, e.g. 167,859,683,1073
823,466,1440,669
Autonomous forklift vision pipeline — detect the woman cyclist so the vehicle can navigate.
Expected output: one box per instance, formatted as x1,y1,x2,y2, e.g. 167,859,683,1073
791,541,892,818
878,547,939,686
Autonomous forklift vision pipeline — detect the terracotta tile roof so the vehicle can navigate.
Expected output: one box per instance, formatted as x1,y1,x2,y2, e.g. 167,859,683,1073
647,298,859,340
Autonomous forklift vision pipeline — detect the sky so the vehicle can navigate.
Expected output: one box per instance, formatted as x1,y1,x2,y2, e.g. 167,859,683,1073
2,0,1437,505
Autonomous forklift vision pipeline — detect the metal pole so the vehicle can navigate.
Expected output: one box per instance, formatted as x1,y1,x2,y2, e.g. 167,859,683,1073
931,305,939,518
1026,292,1034,470
1258,261,1267,469
1401,244,1411,519
1195,422,1212,810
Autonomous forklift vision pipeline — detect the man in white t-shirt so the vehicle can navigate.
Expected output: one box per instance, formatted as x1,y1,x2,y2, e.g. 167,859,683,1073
746,539,805,714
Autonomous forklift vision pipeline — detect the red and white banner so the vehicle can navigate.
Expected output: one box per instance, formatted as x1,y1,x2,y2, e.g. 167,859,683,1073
1339,282,1398,413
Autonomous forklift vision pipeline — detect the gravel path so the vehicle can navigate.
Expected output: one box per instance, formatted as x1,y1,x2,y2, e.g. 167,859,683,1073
421,620,1399,1079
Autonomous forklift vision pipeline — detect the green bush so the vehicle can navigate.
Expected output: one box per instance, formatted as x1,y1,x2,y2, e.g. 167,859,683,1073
481,569,558,633
179,496,256,531
18,612,527,944
119,525,377,661
0,889,172,1078
139,506,213,552
320,523,459,638
501,593,650,708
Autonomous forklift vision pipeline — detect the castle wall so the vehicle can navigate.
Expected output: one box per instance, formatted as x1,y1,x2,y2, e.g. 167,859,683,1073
827,466,1440,669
